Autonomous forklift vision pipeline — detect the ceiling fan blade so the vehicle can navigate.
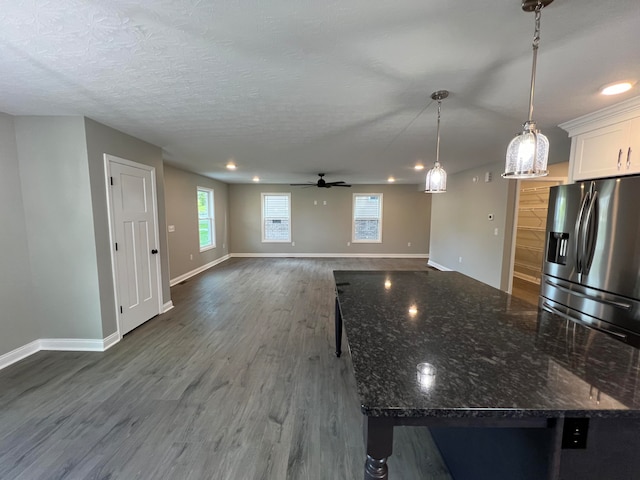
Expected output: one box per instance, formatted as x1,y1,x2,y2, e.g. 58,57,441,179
333,184,352,187
290,182,315,186
325,181,346,185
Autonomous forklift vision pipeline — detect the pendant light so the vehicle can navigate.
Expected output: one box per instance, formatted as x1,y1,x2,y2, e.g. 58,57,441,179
503,0,553,179
425,90,449,193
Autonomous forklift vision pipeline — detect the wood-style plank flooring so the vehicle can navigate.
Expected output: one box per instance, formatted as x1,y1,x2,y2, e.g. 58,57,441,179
0,258,452,479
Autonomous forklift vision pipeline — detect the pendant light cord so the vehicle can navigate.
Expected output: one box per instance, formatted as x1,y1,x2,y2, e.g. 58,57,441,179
527,3,543,123
436,100,442,163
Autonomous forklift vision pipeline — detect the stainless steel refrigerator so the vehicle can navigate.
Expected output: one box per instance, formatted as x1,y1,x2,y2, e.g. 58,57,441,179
540,175,640,347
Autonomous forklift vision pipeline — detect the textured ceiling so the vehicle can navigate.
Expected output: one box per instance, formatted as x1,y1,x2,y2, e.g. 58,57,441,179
1,0,639,184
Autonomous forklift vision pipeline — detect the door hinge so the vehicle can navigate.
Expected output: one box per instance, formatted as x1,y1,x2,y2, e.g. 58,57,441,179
120,306,123,314
110,176,114,186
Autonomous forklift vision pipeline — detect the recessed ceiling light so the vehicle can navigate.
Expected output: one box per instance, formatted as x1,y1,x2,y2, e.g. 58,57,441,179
387,176,396,183
414,164,424,171
600,81,634,96
226,162,237,170
252,176,260,182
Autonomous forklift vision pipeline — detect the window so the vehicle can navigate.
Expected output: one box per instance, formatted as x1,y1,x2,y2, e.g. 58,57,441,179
197,187,215,251
353,193,383,243
262,193,291,242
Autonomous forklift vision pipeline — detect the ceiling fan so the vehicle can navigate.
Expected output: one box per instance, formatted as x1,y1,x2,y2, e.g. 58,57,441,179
290,173,351,188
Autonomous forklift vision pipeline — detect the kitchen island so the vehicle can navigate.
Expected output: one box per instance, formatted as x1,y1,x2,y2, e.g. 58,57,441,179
334,270,640,480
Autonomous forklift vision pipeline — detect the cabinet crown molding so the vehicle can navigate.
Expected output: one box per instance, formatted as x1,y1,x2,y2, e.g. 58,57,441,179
560,95,640,137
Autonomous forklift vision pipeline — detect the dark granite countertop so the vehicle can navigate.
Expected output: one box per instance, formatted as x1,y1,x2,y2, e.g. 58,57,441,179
334,270,640,419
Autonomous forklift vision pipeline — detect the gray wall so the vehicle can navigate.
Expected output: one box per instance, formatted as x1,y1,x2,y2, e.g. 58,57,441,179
164,163,230,280
229,183,431,255
429,161,517,289
0,113,40,356
14,116,104,339
84,117,170,337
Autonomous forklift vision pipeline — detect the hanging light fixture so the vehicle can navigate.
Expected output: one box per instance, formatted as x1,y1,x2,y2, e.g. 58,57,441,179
425,90,449,193
503,0,553,179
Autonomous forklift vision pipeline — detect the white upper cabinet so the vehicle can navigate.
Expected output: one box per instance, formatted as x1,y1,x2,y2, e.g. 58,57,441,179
560,96,640,182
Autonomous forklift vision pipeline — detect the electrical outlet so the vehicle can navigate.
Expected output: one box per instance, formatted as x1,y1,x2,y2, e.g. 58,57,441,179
190,254,193,260
459,256,463,263
347,241,351,247
292,241,295,246
323,200,327,205
314,200,317,205
494,228,499,236
408,242,412,247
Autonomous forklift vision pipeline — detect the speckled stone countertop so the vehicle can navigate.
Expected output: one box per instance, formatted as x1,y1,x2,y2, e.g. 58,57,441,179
333,270,640,419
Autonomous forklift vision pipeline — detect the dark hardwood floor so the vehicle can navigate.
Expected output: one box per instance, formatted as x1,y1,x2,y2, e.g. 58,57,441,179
0,258,451,480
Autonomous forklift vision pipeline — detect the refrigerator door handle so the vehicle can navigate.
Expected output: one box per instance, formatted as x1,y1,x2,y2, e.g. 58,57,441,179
574,190,591,274
581,189,599,276
541,302,628,340
543,278,633,310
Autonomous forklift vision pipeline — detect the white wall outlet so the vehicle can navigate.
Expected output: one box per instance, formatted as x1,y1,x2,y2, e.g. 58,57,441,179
458,256,463,263
488,213,494,221
168,225,175,232
190,254,193,260
494,228,499,236
408,242,412,247
347,241,351,246
292,241,295,246
485,171,492,183
323,200,327,205
314,200,317,205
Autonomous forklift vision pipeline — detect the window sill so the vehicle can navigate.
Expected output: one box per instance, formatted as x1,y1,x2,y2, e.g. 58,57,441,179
199,245,216,253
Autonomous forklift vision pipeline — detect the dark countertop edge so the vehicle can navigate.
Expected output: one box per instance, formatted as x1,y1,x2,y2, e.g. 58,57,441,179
361,405,640,419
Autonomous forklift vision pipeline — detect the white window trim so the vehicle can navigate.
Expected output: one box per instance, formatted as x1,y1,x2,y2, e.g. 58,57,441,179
352,193,383,243
261,192,292,243
197,186,216,252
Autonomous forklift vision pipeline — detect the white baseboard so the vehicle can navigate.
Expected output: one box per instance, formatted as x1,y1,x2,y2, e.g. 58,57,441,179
0,333,122,371
162,301,174,313
230,253,430,259
170,254,231,286
427,260,454,271
102,331,121,351
0,340,41,371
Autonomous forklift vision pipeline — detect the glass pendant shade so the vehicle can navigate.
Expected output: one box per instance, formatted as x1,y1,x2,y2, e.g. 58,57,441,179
425,161,447,193
503,123,549,178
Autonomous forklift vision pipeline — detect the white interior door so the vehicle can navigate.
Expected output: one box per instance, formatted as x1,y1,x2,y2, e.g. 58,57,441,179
107,156,161,335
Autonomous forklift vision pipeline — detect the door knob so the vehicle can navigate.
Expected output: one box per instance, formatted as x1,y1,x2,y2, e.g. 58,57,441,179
151,249,158,254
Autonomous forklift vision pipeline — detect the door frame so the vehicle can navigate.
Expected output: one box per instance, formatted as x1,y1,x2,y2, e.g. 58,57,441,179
104,153,163,337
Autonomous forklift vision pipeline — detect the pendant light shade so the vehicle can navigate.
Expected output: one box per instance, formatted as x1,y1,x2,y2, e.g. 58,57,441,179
503,0,552,179
425,90,449,193
425,161,447,192
504,121,549,178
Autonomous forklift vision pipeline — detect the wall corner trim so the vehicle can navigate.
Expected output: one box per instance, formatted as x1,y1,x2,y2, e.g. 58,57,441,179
170,254,232,286
0,333,122,371
427,260,454,271
162,301,174,313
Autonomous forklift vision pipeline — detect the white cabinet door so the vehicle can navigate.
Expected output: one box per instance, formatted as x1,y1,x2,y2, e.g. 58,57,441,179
572,121,630,181
625,117,640,175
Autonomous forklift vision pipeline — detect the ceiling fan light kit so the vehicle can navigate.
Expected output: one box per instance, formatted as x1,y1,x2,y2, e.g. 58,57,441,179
425,90,449,193
503,0,552,179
